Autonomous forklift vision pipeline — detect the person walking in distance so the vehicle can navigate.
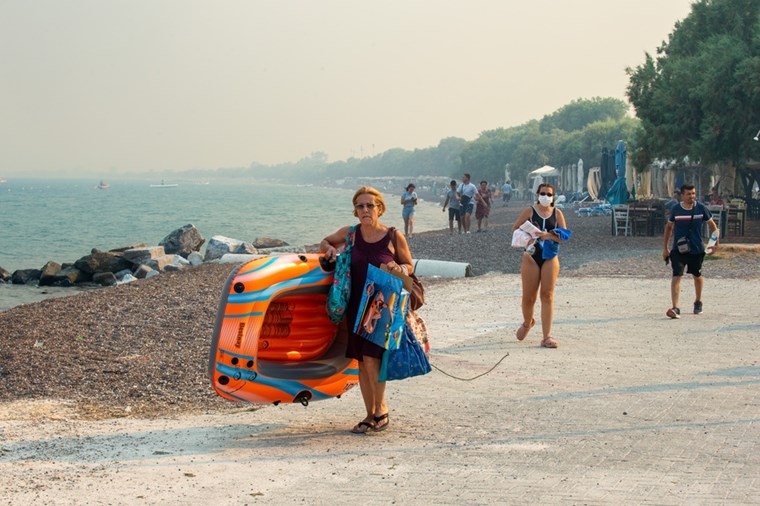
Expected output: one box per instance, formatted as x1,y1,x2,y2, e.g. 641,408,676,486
475,180,493,232
400,183,418,237
501,180,512,207
457,173,478,234
441,180,462,234
662,184,719,318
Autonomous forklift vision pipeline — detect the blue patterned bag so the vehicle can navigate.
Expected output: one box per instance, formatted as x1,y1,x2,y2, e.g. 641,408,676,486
353,264,408,348
378,322,432,382
325,226,356,324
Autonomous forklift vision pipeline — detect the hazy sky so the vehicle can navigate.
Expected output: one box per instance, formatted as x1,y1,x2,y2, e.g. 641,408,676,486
1,0,695,177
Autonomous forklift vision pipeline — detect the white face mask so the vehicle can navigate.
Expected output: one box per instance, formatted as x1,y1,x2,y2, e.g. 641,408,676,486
538,195,553,207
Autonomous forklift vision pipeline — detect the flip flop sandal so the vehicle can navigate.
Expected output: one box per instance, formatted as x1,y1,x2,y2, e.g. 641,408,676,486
541,337,559,348
516,318,535,341
350,420,375,434
372,413,390,432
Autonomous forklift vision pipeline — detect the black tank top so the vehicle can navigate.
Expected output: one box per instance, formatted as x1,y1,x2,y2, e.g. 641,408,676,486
530,207,557,231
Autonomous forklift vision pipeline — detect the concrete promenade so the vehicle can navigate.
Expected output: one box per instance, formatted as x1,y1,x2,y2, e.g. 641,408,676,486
1,274,759,505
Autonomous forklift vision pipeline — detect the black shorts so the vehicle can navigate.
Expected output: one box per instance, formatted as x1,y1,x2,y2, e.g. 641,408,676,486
670,250,705,277
448,208,460,221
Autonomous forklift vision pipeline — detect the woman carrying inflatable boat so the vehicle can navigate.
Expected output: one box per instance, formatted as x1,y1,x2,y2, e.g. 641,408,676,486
320,186,414,434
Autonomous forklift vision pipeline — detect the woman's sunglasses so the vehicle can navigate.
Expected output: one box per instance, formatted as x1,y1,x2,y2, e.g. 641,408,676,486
539,192,554,197
354,203,377,210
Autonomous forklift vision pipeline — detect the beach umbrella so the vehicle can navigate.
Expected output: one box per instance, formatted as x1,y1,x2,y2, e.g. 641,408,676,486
605,140,628,205
605,176,628,205
577,158,584,193
527,165,558,194
587,167,602,200
528,165,559,178
614,140,627,177
600,148,616,196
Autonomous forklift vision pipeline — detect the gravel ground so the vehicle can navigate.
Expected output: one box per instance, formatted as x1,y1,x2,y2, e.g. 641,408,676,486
409,204,760,279
0,204,757,419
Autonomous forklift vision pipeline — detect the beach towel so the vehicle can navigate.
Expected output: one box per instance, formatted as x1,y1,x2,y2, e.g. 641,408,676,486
325,225,356,324
354,264,409,349
541,227,572,260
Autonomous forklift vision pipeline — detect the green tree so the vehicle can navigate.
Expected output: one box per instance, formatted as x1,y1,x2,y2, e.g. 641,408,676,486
626,0,760,195
539,97,629,133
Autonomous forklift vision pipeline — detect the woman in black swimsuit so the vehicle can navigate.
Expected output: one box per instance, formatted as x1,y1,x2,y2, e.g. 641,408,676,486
510,183,567,348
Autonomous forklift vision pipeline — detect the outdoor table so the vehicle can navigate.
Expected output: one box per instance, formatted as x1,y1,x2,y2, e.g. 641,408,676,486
726,206,746,236
628,204,663,236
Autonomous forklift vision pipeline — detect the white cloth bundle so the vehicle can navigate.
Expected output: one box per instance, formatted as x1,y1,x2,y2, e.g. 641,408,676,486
511,220,542,249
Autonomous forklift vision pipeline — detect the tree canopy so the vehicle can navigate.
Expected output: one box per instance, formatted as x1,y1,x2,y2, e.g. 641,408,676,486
459,98,636,185
539,97,629,133
194,97,638,187
626,0,760,187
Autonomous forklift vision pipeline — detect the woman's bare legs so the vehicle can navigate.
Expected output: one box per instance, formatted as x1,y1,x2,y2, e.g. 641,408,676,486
352,356,388,432
517,254,560,346
518,254,540,339
405,215,415,236
539,258,560,347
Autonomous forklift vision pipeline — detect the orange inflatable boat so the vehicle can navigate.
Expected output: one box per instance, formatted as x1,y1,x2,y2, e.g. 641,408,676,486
208,254,359,405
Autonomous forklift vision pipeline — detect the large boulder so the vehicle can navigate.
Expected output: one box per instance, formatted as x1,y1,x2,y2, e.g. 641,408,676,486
144,255,182,272
133,264,156,279
253,237,289,249
74,249,132,275
160,224,205,258
187,251,204,266
204,235,257,261
53,266,86,286
109,243,147,253
11,269,41,285
122,246,166,265
38,261,62,286
92,272,118,287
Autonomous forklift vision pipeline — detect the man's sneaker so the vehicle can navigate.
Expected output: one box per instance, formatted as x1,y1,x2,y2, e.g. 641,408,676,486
666,307,681,319
693,301,703,314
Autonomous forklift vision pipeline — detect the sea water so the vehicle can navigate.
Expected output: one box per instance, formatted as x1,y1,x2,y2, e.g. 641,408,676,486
0,178,444,310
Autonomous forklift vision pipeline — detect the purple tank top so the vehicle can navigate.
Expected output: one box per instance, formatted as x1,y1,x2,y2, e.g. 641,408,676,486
347,226,396,328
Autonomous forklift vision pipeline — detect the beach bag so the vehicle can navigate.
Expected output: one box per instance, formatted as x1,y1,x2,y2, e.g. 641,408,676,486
541,227,572,260
406,310,430,355
390,228,425,310
378,320,432,382
354,264,409,348
409,272,425,310
325,226,356,324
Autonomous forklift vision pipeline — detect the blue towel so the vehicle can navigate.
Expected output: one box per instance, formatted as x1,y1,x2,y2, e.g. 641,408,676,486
541,227,572,259
552,227,572,241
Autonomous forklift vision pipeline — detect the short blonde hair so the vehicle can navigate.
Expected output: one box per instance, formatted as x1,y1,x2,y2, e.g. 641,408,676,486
352,186,386,217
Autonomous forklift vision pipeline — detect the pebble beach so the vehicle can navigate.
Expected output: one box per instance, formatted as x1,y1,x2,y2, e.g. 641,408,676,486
1,203,757,417
1,202,759,504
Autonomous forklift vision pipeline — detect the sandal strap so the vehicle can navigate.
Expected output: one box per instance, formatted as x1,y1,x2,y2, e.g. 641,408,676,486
351,421,375,433
541,337,559,348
